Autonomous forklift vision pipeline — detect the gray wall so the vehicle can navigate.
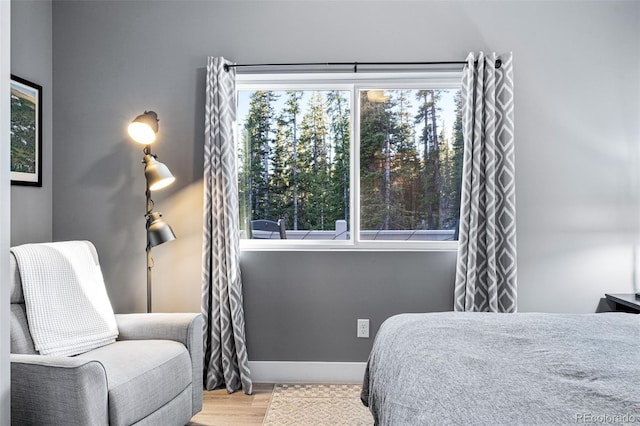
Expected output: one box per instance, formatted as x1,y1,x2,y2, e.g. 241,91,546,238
10,0,53,246
242,251,456,361
1,1,11,423
51,1,640,362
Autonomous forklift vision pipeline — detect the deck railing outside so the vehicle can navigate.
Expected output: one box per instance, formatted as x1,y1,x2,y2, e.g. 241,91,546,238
247,220,456,241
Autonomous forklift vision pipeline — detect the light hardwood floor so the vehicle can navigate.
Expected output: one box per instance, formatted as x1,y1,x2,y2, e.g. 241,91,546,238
188,383,275,426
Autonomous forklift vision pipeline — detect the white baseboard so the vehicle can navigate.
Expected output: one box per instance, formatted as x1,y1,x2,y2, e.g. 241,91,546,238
249,361,366,384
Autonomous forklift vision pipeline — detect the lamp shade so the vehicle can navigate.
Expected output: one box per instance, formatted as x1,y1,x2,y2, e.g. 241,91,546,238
144,154,176,191
147,211,176,247
128,111,159,145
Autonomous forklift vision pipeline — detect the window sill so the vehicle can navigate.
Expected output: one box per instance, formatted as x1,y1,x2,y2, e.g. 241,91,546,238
239,240,458,252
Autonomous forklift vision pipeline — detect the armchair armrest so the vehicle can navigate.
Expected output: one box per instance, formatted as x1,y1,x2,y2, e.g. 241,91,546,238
115,313,204,415
115,313,201,347
11,354,108,426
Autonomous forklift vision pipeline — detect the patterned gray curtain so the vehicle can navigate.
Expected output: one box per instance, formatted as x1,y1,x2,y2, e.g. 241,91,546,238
454,52,517,313
202,56,252,394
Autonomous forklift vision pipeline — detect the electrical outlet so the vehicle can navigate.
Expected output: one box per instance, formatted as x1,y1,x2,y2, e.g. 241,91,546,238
357,319,370,338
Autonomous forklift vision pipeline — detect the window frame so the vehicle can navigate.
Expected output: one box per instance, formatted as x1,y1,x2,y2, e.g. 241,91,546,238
236,71,462,252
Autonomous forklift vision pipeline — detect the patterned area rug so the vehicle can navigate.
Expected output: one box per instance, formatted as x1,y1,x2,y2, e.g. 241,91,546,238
263,383,373,426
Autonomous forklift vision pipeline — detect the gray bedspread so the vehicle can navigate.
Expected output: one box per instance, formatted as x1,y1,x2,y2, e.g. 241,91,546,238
361,312,639,425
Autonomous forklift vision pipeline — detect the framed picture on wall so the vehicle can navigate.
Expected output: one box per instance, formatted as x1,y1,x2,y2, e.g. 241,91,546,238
10,75,42,187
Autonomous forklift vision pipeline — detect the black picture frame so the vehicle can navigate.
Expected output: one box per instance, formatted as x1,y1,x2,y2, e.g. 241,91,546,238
10,75,42,187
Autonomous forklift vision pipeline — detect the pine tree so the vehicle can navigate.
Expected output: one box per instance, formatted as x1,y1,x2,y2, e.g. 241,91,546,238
451,90,464,238
242,91,278,223
437,126,455,228
359,91,394,231
269,118,289,223
416,90,442,229
281,91,303,230
327,91,350,227
298,92,330,230
391,90,420,230
237,124,251,234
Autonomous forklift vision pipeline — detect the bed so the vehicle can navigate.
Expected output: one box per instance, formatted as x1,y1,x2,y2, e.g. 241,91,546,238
361,312,640,425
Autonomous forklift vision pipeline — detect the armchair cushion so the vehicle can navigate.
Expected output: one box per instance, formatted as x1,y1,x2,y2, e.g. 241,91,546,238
9,252,37,354
10,304,36,354
76,340,192,426
115,313,204,415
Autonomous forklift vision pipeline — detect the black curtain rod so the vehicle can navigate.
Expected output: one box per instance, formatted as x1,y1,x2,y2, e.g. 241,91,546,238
224,59,501,72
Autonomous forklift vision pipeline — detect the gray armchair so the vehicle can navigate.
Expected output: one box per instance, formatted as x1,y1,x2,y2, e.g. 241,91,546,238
9,250,203,426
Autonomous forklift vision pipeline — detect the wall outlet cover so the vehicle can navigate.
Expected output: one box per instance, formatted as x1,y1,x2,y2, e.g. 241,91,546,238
357,319,369,338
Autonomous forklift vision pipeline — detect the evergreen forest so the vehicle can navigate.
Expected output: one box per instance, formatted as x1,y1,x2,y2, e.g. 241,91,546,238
238,88,463,239
10,87,37,174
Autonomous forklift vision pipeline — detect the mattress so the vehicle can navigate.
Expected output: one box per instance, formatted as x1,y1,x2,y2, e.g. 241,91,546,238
361,312,640,425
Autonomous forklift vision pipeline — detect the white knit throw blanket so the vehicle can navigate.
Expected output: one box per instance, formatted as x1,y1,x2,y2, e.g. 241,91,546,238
11,241,118,356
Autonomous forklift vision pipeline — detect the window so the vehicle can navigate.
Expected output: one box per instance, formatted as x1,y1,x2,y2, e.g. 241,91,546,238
237,89,351,242
236,72,462,250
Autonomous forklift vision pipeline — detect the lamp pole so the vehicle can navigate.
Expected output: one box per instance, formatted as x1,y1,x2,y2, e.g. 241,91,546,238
146,221,153,313
144,145,154,313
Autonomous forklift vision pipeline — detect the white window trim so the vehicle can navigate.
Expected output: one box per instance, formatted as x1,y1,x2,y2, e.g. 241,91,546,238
236,71,462,252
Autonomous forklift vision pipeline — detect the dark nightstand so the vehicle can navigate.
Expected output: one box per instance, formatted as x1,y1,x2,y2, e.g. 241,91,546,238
604,294,640,314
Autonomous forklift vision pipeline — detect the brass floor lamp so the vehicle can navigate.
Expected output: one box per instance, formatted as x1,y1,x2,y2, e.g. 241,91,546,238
128,111,176,313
